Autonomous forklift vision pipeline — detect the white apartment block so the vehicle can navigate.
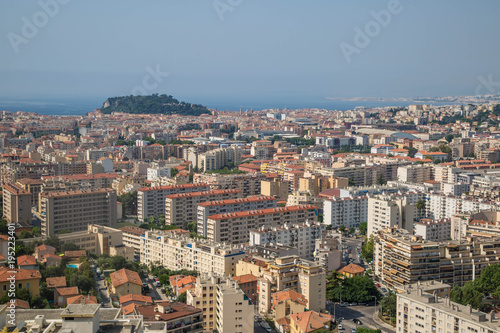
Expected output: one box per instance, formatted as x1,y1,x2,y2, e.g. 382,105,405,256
146,166,171,181
197,146,242,172
249,222,326,260
397,165,432,183
165,189,242,227
140,230,245,277
367,193,423,236
323,196,368,229
119,226,147,252
396,284,499,333
414,218,451,241
216,278,254,333
137,183,210,222
197,196,279,237
206,205,318,245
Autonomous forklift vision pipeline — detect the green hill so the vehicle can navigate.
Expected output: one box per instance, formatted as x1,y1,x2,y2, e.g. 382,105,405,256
99,94,211,116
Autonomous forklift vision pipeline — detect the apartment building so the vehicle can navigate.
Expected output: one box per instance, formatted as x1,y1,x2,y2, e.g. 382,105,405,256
374,228,500,290
215,278,254,333
140,230,246,276
323,196,368,229
414,218,451,241
39,189,117,236
2,183,31,224
249,222,326,260
397,165,432,183
119,226,147,252
197,196,278,237
165,189,242,227
137,183,210,222
396,284,499,333
15,178,43,207
206,205,318,244
261,179,290,200
193,173,266,197
236,255,325,314
314,231,342,271
186,274,221,332
197,146,242,172
367,193,423,236
298,174,348,196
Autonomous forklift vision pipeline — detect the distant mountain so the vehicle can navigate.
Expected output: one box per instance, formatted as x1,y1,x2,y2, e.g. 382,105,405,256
99,94,211,116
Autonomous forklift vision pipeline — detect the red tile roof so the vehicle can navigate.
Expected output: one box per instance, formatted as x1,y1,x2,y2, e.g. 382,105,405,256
0,267,40,282
119,294,153,305
46,276,67,288
110,268,142,287
17,255,37,267
67,295,98,305
207,205,318,220
56,286,79,296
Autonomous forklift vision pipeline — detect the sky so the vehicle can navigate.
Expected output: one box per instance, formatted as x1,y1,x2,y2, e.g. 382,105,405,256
1,0,499,109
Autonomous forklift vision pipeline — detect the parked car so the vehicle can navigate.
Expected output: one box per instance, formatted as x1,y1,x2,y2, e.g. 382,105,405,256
340,302,348,307
155,281,161,287
260,322,272,332
349,302,357,306
381,288,388,293
160,288,166,294
351,328,356,333
353,319,362,325
376,283,381,287
338,324,344,330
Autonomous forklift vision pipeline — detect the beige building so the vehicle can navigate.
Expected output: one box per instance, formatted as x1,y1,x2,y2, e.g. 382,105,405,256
193,173,266,197
2,183,31,224
39,189,117,236
109,268,142,298
236,255,326,315
58,224,132,258
298,174,348,195
286,190,324,209
119,226,147,252
165,189,242,227
397,165,432,183
140,230,246,277
374,228,500,290
206,205,318,244
396,283,499,333
137,183,210,222
215,278,254,333
187,273,253,333
261,179,290,200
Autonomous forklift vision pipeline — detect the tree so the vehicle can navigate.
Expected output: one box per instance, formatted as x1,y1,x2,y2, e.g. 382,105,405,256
18,230,32,239
32,226,41,236
118,191,138,216
377,174,386,185
44,236,62,252
380,292,397,319
327,275,380,303
349,227,356,235
445,134,454,143
359,222,367,235
339,225,346,233
361,235,374,262
61,242,80,252
416,199,426,220
356,328,381,333
450,282,483,309
177,291,187,303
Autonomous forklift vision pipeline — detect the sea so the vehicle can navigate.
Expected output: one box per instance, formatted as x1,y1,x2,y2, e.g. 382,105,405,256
0,96,462,116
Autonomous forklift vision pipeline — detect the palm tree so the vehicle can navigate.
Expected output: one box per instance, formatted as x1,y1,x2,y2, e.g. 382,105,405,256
416,199,426,220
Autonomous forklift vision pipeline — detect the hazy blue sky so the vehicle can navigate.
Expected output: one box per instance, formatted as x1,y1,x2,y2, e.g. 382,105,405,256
1,0,499,106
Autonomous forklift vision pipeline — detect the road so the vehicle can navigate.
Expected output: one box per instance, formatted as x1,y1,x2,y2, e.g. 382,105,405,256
342,236,364,266
328,304,395,333
91,264,111,308
145,275,169,301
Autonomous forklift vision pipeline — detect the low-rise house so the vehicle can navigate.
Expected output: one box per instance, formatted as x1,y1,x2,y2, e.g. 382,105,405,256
42,254,62,267
289,311,334,333
12,299,30,309
46,276,66,289
34,244,56,261
109,268,142,298
67,295,98,305
135,301,203,332
337,263,364,278
271,290,307,321
54,286,79,307
169,275,197,295
0,267,41,299
119,294,153,307
17,255,38,270
64,250,86,260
